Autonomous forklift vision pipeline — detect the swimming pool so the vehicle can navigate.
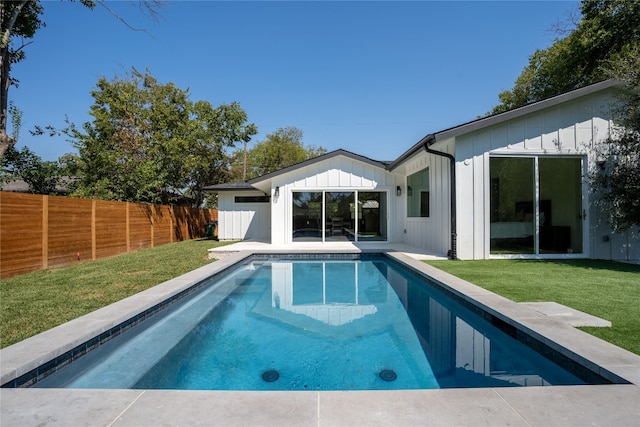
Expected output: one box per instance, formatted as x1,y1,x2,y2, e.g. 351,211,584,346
24,254,605,390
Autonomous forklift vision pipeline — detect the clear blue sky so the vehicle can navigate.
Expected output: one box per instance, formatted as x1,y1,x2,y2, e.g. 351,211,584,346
11,0,579,162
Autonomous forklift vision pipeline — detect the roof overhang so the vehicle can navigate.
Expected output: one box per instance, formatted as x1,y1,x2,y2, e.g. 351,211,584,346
205,80,623,186
202,181,259,193
388,79,622,171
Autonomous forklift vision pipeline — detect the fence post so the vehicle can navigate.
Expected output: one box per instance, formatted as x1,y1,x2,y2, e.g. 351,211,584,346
170,206,174,243
126,202,131,253
91,200,97,260
42,195,49,270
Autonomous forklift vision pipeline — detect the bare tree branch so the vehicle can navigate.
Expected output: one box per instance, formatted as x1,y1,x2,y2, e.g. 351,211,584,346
95,0,163,38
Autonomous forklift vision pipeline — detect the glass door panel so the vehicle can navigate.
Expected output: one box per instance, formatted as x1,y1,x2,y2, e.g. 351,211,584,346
358,192,387,241
325,192,355,241
292,192,323,241
539,158,583,254
490,158,535,254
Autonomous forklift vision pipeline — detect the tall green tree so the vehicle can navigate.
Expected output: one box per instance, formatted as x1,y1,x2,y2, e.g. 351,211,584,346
590,45,640,231
491,0,640,113
70,68,257,206
183,100,257,206
232,126,326,181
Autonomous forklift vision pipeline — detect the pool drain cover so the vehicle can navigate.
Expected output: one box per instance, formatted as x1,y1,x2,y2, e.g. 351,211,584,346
261,370,280,382
379,369,397,382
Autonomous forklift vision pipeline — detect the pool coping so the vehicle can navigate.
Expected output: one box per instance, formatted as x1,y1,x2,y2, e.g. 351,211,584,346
2,249,640,426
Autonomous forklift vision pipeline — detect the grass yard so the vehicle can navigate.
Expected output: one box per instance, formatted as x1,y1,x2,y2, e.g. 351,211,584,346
0,239,234,348
425,259,640,355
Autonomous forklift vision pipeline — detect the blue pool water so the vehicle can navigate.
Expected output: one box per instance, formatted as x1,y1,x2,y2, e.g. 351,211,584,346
35,255,586,390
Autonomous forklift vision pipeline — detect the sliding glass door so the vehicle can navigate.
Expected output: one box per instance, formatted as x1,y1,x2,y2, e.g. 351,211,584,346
292,191,387,242
490,158,535,254
539,158,583,254
490,157,583,255
292,192,323,241
325,192,355,241
358,192,387,241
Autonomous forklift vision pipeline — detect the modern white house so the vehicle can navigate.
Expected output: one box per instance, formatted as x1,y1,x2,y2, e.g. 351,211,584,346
205,80,639,263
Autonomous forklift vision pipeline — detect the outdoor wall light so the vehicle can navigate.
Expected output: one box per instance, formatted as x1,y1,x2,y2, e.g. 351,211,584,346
274,186,280,198
597,159,607,170
396,186,402,196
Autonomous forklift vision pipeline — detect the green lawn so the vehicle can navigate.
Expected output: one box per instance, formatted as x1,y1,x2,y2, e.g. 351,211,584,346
424,259,640,355
0,239,234,348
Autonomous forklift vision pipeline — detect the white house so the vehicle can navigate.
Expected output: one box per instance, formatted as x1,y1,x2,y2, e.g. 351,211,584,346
205,80,639,263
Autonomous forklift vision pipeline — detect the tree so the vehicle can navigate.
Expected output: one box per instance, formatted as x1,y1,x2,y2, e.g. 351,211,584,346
491,0,640,113
590,45,640,230
232,127,326,181
69,68,257,206
182,100,257,206
0,0,162,159
0,100,64,194
1,145,62,194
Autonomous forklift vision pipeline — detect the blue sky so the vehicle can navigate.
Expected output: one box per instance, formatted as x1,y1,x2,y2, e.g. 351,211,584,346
11,0,579,162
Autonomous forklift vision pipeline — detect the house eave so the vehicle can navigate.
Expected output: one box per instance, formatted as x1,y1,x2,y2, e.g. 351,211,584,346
389,79,622,170
434,79,623,142
247,149,390,186
202,182,258,193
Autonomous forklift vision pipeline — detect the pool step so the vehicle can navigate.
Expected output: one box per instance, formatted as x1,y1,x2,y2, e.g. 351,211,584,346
519,302,612,327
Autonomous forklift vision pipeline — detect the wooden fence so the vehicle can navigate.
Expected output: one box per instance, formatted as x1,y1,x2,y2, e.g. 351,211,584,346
0,192,217,279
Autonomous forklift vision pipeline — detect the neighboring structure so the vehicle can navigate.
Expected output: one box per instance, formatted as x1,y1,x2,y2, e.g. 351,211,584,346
205,80,639,262
0,178,74,195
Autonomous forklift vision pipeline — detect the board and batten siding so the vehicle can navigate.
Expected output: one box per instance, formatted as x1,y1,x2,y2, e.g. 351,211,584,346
400,146,452,257
217,191,271,241
454,88,639,262
269,155,404,245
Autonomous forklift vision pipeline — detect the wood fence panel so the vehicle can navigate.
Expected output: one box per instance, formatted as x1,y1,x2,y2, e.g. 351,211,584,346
47,196,93,268
0,192,217,278
153,205,172,246
186,207,201,240
173,206,189,241
0,193,44,277
95,200,127,259
198,208,215,238
128,203,152,251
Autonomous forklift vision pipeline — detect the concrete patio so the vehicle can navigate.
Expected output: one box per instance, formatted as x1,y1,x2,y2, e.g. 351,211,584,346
2,244,639,426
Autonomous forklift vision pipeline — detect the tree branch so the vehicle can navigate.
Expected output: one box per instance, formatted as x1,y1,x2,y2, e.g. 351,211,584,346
95,0,161,38
1,0,30,50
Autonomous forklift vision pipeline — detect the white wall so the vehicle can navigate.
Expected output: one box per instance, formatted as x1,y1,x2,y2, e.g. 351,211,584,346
217,192,271,241
454,88,640,262
268,156,404,245
399,147,452,257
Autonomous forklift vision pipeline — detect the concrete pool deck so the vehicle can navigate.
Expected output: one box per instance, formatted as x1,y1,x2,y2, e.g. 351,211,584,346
2,244,639,426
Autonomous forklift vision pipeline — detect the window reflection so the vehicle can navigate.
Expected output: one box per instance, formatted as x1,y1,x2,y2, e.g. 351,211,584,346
266,259,584,388
292,192,322,241
270,261,379,326
407,168,430,218
386,265,584,387
292,191,388,242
